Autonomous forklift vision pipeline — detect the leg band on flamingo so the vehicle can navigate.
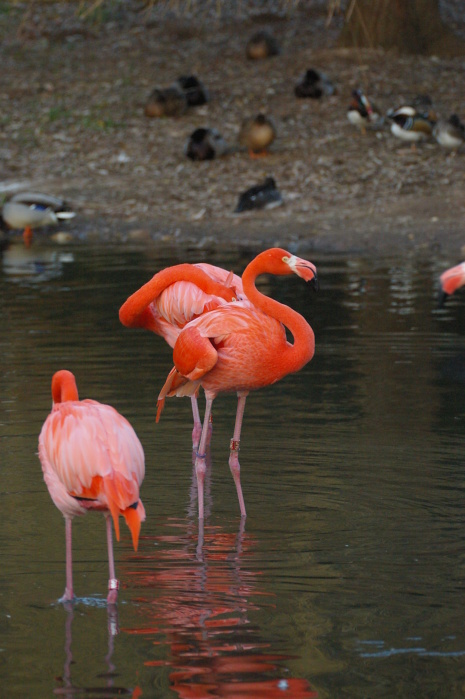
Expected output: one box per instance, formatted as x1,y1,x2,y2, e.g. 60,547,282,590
196,451,207,459
108,578,120,591
230,439,240,453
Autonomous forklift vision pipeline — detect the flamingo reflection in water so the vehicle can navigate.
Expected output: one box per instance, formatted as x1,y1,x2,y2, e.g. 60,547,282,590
55,603,142,699
121,501,317,699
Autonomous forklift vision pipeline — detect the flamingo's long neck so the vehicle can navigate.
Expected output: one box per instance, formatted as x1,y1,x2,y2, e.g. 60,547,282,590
52,370,79,404
119,264,236,328
242,258,315,373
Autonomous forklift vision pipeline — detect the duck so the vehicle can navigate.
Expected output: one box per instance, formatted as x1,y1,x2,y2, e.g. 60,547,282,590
433,114,465,151
238,113,276,157
246,30,280,60
294,69,335,99
185,128,229,161
347,89,381,133
176,75,209,107
2,192,75,247
144,84,188,118
234,177,283,213
387,98,437,145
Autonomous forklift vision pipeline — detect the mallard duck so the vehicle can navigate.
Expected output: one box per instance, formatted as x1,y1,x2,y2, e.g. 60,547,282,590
347,89,381,133
2,192,75,247
433,114,465,151
144,84,188,118
294,69,335,99
387,103,437,144
234,177,283,213
239,113,276,157
185,128,229,161
176,75,209,107
246,30,280,60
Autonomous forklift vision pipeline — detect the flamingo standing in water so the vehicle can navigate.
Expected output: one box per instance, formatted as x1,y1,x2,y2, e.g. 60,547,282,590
439,262,465,306
38,370,145,604
156,248,318,519
119,263,242,446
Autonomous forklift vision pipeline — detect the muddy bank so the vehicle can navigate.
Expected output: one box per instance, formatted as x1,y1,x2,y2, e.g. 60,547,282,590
1,2,464,258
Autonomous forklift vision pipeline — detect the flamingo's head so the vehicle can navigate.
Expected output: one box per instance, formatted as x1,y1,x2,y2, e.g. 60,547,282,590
251,248,318,290
438,262,465,307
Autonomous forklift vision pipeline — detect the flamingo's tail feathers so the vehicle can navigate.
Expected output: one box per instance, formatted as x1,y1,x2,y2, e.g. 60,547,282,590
123,500,145,551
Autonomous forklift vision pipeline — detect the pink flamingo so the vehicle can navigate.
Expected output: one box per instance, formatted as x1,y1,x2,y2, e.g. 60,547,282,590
119,263,242,446
156,248,318,519
439,262,465,305
38,370,146,604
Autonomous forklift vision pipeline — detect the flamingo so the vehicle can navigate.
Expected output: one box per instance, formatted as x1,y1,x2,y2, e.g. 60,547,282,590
38,370,145,604
439,262,465,306
119,263,242,446
156,248,318,519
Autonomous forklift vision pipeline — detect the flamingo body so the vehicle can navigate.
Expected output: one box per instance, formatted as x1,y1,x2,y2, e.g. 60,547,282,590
119,263,242,446
157,248,318,519
38,370,145,603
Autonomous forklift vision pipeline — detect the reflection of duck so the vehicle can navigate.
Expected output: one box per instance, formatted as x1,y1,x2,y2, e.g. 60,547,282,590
246,30,280,59
238,113,276,157
294,68,335,99
185,127,229,161
235,176,283,212
2,192,75,246
347,89,381,133
387,101,437,144
1,243,74,283
434,114,465,151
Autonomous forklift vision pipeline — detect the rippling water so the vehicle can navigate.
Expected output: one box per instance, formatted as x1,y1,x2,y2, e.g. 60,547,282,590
2,242,465,698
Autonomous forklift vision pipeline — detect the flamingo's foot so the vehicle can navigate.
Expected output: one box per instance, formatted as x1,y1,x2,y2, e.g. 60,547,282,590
59,588,74,604
107,578,119,605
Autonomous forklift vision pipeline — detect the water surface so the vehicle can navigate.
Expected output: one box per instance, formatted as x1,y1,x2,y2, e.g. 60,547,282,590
1,242,465,698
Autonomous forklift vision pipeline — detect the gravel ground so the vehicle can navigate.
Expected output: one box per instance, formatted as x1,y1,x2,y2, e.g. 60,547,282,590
1,1,465,257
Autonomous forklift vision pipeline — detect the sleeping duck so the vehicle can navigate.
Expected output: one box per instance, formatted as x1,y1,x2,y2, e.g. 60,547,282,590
433,114,465,151
144,84,188,117
347,89,381,133
239,113,276,157
185,128,229,161
235,177,283,213
387,98,437,144
294,69,335,99
176,75,209,107
246,30,280,60
2,192,75,246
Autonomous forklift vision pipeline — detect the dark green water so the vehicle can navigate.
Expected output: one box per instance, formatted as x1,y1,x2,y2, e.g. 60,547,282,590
1,242,465,698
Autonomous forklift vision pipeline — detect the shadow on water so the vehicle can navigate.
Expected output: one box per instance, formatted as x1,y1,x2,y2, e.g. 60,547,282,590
2,242,465,697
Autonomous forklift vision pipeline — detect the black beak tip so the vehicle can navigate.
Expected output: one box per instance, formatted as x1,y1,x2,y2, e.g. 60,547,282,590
438,289,448,308
311,275,319,292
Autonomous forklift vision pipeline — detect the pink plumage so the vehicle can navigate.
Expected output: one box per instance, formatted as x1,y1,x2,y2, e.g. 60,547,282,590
119,262,242,446
38,369,145,604
157,248,318,519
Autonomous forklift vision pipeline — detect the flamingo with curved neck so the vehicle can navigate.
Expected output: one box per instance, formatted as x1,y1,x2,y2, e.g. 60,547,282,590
119,263,241,445
157,248,318,519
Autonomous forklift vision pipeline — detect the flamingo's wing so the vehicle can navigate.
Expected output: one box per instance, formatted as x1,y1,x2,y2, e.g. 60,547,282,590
39,400,145,544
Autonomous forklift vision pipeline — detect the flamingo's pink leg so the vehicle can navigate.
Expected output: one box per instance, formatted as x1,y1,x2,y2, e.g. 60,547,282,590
106,515,119,605
229,392,248,517
60,518,74,603
195,398,214,519
191,395,202,449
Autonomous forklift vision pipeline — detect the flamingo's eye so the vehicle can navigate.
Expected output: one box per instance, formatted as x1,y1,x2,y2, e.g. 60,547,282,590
282,256,289,263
